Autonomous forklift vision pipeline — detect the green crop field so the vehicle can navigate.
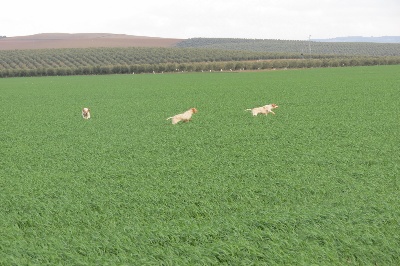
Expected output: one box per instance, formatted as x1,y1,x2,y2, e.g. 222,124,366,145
1,66,399,265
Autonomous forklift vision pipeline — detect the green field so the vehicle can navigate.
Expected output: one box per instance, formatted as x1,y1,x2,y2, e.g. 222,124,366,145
1,66,399,265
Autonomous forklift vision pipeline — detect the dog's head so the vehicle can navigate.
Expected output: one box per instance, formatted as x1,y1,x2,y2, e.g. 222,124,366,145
82,108,90,115
191,108,198,113
271,104,278,108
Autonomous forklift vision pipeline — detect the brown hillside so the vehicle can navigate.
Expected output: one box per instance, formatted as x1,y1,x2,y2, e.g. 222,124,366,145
0,33,183,50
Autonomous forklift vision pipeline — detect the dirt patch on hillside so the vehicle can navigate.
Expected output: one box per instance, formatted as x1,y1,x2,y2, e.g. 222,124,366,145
0,33,183,50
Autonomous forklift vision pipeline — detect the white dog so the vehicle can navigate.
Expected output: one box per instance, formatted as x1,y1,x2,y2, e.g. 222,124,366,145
246,104,278,116
82,107,91,119
166,108,198,124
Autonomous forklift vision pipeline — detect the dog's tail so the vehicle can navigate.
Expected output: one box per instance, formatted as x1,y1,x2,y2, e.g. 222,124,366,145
166,117,173,120
245,109,252,111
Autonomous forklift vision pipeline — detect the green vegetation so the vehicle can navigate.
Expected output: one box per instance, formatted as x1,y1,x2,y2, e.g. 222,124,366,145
176,38,400,56
0,46,290,77
1,43,399,77
1,66,399,264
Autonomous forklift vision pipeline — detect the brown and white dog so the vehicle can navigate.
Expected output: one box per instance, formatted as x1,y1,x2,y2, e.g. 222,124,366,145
245,104,278,116
82,108,91,119
166,108,198,124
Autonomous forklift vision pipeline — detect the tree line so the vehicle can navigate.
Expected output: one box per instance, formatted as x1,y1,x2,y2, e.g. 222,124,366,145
1,57,399,78
0,46,399,78
175,38,400,57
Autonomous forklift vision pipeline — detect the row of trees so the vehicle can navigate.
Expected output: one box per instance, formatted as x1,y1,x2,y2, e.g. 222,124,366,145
1,57,399,78
176,38,400,56
1,47,305,71
1,45,399,78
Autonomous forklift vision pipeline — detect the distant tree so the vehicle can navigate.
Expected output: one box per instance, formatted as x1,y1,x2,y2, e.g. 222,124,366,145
73,68,83,75
165,63,177,72
46,68,55,76
329,59,340,67
82,66,91,75
129,65,139,74
56,68,67,76
120,65,130,74
100,66,111,74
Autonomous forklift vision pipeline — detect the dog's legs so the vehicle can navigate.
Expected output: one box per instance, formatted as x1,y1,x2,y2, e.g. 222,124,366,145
172,118,180,124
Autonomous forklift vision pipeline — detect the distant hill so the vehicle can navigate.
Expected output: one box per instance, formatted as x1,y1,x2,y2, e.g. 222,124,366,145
0,33,182,50
312,36,400,43
2,35,400,78
2,33,400,57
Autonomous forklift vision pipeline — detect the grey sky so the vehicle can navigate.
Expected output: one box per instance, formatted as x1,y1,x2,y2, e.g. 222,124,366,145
2,0,399,40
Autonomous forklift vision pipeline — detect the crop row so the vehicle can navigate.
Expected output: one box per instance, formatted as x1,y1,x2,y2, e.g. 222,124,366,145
0,47,303,71
1,57,400,78
1,46,400,78
175,38,400,56
1,66,400,265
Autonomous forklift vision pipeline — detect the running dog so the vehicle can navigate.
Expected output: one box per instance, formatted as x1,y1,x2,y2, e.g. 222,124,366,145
166,108,198,124
82,107,91,119
245,104,278,116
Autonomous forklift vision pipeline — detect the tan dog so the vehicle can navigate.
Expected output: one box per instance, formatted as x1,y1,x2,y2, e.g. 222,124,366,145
246,104,278,116
82,108,91,119
167,108,198,124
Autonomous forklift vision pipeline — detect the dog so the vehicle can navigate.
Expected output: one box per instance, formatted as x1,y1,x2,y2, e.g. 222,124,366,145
82,107,91,119
166,108,198,124
245,104,278,116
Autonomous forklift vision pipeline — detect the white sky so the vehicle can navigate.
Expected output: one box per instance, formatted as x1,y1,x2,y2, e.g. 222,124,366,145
2,0,399,40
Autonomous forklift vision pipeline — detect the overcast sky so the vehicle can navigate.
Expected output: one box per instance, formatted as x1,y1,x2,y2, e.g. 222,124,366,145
2,0,399,40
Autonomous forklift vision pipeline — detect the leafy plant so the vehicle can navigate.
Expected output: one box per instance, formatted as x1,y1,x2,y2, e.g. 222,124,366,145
1,66,399,265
